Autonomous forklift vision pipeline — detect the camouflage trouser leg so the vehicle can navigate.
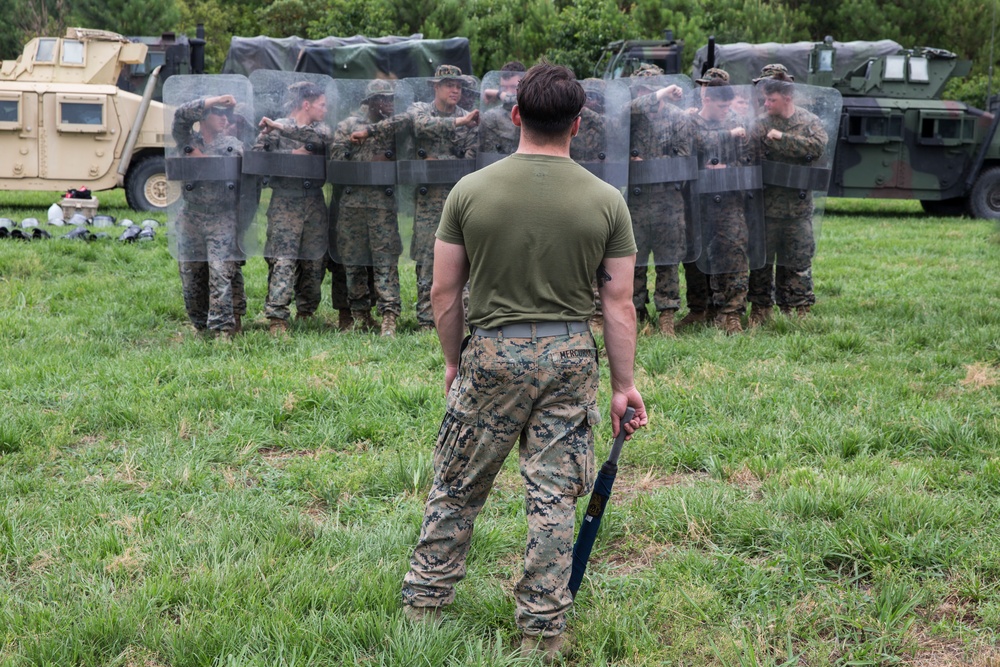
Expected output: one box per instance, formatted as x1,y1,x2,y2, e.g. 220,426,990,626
346,263,399,315
592,280,602,316
373,263,401,316
711,272,749,315
403,331,599,636
294,259,327,317
415,263,434,327
683,262,712,313
632,265,650,315
232,263,246,317
775,265,815,308
328,259,350,311
265,258,296,321
206,260,237,332
752,216,815,308
178,261,210,331
652,264,680,312
748,265,774,307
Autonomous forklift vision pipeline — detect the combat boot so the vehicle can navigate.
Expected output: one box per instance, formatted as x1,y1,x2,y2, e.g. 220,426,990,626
351,309,377,332
795,305,811,317
716,312,743,335
676,310,707,331
337,309,353,331
748,305,772,328
779,305,792,316
380,312,398,337
657,311,675,337
268,318,289,336
402,604,443,625
519,633,569,665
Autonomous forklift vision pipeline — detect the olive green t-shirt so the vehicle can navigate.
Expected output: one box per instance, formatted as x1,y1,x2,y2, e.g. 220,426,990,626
436,153,636,329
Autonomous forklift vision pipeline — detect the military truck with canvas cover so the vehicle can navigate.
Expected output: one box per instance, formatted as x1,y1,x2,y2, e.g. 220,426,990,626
692,38,1000,218
0,28,171,211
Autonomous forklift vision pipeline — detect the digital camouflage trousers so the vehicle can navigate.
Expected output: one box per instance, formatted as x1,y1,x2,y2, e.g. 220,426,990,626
403,330,600,636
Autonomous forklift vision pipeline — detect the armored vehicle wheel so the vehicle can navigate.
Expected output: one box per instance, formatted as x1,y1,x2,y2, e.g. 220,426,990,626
920,198,966,217
125,155,177,212
967,167,1000,220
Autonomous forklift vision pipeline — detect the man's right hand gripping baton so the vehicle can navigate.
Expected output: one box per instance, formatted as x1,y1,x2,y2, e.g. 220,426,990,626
568,406,635,598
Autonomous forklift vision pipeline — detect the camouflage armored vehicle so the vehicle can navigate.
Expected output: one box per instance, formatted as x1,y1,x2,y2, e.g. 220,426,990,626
116,25,207,102
692,37,1000,218
595,31,684,80
0,28,171,211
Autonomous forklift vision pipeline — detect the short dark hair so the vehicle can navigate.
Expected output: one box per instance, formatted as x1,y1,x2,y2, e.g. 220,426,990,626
702,81,734,101
501,61,526,73
287,81,326,110
761,74,794,96
516,63,585,138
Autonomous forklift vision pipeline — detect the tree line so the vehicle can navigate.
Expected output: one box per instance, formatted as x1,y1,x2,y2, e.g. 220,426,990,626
1,0,997,106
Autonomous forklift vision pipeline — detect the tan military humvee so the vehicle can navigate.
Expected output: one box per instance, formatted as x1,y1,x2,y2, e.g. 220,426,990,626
0,28,173,211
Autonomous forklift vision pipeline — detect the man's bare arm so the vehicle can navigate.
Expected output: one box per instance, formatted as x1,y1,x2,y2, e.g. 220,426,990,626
597,254,648,438
431,239,471,394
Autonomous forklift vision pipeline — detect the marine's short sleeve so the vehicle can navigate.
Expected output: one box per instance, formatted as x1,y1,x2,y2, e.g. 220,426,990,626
435,181,466,246
603,193,636,258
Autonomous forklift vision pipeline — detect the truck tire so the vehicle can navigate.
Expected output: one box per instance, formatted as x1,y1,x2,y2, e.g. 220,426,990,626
124,155,176,212
967,167,1000,220
920,198,966,217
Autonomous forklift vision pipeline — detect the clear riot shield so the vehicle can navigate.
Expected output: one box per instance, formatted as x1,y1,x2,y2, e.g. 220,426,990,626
572,79,630,190
625,74,700,269
164,74,258,262
326,78,401,267
694,84,766,275
394,75,479,265
477,70,521,168
246,70,336,261
752,81,842,268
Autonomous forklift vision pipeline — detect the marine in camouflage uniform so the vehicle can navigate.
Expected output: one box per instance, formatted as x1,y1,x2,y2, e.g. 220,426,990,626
402,64,647,662
478,64,525,160
748,66,828,320
406,65,479,329
172,96,245,336
628,64,694,335
576,78,610,331
330,80,403,334
253,83,332,330
679,67,731,331
692,80,752,334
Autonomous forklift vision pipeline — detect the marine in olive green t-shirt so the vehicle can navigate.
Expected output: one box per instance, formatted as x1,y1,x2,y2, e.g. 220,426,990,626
436,153,635,330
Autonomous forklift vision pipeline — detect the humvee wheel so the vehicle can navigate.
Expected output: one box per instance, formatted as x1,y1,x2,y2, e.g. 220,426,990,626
967,167,1000,220
125,155,178,212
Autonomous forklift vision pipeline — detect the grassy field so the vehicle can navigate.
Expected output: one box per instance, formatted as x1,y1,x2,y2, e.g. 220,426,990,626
1,190,999,666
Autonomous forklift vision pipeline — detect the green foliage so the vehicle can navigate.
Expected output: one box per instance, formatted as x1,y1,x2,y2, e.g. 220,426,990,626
256,0,318,38
307,0,397,40
544,0,637,78
70,0,180,37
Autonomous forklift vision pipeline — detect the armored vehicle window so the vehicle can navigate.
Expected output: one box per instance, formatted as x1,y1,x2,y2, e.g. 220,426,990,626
884,55,906,81
35,39,57,62
134,51,166,76
909,57,929,83
56,94,106,132
62,40,84,65
846,111,903,143
0,98,18,125
919,112,974,146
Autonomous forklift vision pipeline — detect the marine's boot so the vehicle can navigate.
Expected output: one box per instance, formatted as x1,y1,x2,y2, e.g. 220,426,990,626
338,309,354,331
657,311,676,337
351,309,377,332
716,312,743,335
380,312,398,337
748,305,772,328
402,604,443,625
779,305,792,316
795,305,811,317
519,633,569,665
676,310,707,331
268,318,289,336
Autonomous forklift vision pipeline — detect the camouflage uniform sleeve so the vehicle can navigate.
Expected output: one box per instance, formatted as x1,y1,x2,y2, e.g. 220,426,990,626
278,121,332,151
767,111,828,161
209,135,244,157
330,117,358,159
369,112,411,142
252,127,276,152
171,99,205,147
630,94,660,122
410,102,459,140
672,108,694,157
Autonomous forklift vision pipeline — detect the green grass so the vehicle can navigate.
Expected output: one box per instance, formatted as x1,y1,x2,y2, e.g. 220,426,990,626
2,191,1000,666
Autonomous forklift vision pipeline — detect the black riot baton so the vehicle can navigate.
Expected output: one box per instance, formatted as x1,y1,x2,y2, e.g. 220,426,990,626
568,406,635,597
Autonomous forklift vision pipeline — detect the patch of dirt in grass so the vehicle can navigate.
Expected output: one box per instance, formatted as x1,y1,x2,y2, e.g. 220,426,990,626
612,467,710,501
258,446,322,464
960,363,998,390
104,547,143,575
905,633,1000,667
727,465,763,492
29,550,56,573
601,536,675,576
118,646,168,667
